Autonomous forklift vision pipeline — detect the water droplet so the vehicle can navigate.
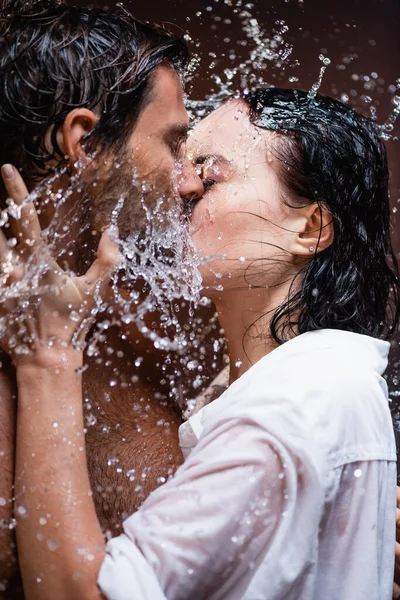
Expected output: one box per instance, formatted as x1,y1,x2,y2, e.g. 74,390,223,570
86,414,97,426
0,517,17,530
187,360,199,371
47,538,59,551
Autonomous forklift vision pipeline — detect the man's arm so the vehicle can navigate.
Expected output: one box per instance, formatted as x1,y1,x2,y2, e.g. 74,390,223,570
0,358,18,590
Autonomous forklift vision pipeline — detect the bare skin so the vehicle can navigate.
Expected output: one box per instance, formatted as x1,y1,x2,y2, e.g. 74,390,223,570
0,64,209,598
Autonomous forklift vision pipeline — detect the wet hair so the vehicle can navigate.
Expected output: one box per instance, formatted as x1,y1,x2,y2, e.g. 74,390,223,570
0,0,189,199
244,87,399,342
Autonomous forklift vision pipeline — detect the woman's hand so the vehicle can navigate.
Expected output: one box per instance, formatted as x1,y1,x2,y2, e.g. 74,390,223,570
0,164,119,367
0,164,118,600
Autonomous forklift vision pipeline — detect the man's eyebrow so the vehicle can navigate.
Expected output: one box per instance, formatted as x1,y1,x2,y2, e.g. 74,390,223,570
163,124,189,140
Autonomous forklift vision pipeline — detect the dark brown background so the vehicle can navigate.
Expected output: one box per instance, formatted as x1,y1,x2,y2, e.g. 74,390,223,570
79,0,400,417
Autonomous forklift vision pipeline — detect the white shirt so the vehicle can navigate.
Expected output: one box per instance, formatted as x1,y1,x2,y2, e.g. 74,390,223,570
98,329,397,600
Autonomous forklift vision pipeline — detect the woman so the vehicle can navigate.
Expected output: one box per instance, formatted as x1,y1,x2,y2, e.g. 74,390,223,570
1,88,398,599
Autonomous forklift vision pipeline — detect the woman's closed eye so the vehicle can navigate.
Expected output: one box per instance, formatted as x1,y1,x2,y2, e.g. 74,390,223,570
194,153,232,191
203,177,217,190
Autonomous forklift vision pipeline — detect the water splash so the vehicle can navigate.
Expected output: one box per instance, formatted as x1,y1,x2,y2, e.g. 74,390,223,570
308,54,332,100
378,78,400,141
0,159,203,356
186,4,294,122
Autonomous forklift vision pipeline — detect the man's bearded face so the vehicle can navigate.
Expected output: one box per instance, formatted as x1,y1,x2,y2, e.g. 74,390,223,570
71,64,197,272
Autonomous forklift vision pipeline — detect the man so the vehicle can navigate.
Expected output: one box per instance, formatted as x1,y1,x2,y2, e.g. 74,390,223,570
0,1,214,596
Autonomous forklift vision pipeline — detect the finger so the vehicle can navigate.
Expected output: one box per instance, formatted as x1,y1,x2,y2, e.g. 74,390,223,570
78,227,120,295
0,229,22,285
1,164,42,252
0,228,10,260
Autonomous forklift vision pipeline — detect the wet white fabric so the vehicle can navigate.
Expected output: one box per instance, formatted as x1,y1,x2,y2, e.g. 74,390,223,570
98,329,397,600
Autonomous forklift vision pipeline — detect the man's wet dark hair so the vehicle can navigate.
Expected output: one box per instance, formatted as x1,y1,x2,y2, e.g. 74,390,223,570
244,87,399,342
0,0,190,199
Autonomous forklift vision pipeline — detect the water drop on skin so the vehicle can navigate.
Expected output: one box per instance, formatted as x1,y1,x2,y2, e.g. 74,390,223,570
47,538,59,551
86,414,97,426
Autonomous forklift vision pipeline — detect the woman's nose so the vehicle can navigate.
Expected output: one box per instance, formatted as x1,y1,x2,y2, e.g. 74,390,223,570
178,158,204,202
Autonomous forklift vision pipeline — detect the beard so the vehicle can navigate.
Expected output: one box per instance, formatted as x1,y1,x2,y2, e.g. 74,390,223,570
71,148,179,276
67,147,202,349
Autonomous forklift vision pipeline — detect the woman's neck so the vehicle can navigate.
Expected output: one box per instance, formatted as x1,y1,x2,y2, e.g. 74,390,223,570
213,282,293,384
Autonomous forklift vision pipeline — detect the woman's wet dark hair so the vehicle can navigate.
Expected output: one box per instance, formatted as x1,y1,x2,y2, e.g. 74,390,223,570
244,87,399,342
0,0,189,198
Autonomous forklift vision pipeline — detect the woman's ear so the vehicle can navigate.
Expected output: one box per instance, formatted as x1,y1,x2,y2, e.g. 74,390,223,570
56,109,98,172
291,202,334,257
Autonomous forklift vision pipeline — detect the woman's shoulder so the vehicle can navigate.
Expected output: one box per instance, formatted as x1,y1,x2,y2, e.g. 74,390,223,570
251,328,389,393
183,330,395,473
229,329,394,461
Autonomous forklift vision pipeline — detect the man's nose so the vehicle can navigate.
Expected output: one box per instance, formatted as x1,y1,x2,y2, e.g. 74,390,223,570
178,158,204,201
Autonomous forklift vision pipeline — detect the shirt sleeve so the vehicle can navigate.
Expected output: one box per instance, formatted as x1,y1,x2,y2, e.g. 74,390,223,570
98,406,324,600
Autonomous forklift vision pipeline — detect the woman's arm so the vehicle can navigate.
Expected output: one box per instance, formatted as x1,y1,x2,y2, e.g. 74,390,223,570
15,355,105,600
0,165,118,600
0,362,17,587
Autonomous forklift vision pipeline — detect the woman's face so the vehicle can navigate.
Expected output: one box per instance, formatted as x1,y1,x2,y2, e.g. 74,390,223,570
187,99,302,295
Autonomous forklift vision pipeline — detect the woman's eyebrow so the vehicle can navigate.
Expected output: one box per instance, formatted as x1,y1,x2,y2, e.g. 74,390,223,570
194,153,231,166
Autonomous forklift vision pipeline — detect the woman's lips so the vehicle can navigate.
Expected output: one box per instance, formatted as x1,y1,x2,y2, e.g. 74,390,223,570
189,203,215,233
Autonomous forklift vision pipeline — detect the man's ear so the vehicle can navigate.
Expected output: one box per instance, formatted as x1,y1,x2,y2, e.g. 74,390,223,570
290,202,334,257
56,109,98,172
